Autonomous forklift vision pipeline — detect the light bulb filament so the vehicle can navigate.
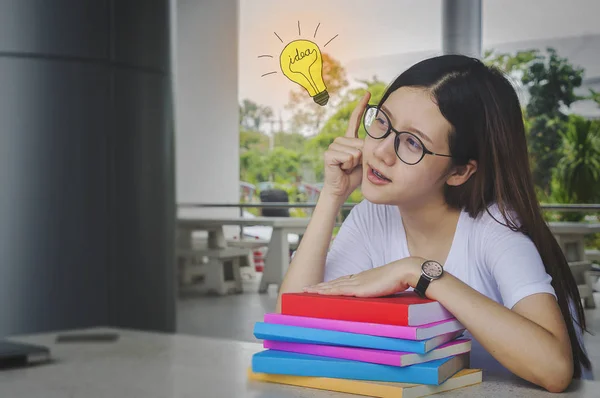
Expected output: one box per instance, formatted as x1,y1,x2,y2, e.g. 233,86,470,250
288,48,318,92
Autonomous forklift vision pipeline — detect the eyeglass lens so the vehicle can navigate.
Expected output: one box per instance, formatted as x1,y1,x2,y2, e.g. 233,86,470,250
364,107,425,165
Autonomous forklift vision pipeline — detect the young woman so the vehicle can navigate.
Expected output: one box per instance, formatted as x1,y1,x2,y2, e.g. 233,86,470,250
276,54,592,392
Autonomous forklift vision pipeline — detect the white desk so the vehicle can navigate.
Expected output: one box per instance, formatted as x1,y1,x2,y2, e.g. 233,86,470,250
1,327,598,398
178,217,310,293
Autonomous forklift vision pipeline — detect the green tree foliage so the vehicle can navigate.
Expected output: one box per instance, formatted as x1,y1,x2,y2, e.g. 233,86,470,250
240,129,269,152
240,135,312,186
590,89,600,107
239,99,274,131
523,48,584,117
265,147,302,182
522,48,585,192
274,131,306,152
483,49,540,75
549,117,600,221
286,53,350,134
553,116,600,203
485,48,586,195
240,149,269,183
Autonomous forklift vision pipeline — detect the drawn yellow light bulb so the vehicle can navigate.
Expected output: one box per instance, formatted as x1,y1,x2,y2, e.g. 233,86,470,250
280,39,329,106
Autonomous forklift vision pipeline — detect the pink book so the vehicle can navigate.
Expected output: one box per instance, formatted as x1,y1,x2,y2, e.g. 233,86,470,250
264,313,465,341
263,339,472,367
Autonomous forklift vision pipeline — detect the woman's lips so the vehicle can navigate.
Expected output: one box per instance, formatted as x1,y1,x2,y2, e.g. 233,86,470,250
367,166,392,185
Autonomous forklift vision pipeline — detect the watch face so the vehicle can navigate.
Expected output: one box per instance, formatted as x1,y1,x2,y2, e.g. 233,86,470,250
422,261,443,278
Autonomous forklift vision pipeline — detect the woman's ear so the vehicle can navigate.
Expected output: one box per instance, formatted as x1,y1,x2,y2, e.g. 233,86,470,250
446,159,478,186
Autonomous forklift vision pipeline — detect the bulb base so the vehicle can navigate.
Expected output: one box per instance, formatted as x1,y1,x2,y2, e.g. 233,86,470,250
313,90,329,106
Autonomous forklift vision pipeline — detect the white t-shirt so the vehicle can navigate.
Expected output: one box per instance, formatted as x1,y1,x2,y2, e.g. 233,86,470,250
324,199,591,378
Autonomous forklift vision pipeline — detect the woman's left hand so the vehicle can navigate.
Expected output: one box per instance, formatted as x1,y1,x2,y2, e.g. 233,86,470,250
303,257,423,297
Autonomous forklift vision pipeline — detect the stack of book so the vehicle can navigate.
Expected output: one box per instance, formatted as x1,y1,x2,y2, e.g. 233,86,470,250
248,292,483,397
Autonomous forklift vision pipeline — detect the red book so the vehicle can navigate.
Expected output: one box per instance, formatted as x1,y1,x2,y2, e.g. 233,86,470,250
281,292,454,326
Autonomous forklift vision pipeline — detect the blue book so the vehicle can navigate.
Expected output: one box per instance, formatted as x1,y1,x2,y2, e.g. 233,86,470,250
253,322,463,354
252,350,470,385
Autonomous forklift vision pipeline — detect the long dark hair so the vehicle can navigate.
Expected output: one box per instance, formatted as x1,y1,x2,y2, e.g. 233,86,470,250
379,54,591,377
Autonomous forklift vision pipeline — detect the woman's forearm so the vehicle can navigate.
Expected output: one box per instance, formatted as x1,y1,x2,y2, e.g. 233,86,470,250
301,253,574,392
276,191,345,311
408,262,573,392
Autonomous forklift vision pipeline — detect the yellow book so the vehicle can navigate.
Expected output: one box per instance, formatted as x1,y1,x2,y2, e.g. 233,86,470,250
247,368,483,398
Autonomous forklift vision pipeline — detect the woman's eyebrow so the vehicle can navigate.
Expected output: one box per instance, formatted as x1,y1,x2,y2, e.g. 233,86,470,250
380,104,434,145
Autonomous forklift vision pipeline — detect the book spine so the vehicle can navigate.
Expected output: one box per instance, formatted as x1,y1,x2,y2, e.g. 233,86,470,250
247,369,403,397
248,368,484,398
253,322,428,353
282,296,409,326
264,313,418,340
252,350,442,385
264,340,404,367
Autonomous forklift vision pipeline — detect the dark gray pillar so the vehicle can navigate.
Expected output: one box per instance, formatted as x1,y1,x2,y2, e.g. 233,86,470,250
0,0,175,336
442,0,482,58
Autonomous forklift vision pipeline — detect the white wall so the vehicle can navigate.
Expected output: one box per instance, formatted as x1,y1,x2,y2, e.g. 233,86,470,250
175,0,240,223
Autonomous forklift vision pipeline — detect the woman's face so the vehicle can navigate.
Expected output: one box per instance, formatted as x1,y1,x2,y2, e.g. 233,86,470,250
361,86,455,207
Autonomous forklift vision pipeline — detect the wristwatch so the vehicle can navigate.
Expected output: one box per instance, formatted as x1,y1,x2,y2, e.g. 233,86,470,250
414,260,444,298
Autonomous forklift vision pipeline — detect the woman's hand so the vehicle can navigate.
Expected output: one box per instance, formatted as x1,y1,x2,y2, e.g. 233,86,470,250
275,95,370,310
321,92,371,200
303,257,422,297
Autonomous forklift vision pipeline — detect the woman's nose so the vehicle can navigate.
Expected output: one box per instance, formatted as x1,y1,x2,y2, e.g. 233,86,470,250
373,134,397,166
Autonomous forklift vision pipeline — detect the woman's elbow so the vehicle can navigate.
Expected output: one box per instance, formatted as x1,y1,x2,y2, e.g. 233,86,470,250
539,358,573,393
543,377,571,394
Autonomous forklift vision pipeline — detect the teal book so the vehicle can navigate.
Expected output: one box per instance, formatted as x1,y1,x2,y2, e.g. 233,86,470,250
253,322,463,354
251,350,470,385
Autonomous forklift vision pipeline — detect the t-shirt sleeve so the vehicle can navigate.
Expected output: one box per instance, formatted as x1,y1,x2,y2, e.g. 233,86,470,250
483,221,556,310
323,201,374,282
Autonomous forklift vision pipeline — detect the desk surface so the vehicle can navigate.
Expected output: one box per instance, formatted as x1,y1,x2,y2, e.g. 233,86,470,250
1,328,597,398
178,216,311,229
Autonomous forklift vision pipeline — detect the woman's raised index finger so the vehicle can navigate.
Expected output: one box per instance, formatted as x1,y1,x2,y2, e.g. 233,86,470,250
346,91,371,138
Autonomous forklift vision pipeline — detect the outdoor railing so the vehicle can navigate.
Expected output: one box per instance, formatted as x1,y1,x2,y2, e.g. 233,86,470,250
179,202,600,212
178,202,600,231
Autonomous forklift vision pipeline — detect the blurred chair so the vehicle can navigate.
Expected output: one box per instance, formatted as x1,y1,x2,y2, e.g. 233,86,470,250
259,189,290,217
177,245,246,296
259,188,302,255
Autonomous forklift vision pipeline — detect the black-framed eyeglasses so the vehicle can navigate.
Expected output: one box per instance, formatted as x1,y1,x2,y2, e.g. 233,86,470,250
362,105,453,165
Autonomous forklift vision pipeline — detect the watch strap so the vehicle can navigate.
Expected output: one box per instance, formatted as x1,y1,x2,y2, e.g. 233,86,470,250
415,274,431,298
